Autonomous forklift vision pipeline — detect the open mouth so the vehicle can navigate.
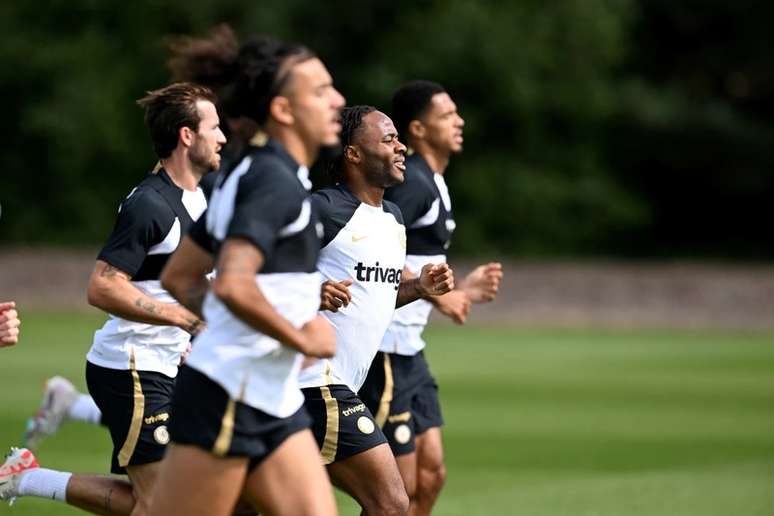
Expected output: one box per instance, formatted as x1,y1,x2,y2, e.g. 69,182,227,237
394,159,406,171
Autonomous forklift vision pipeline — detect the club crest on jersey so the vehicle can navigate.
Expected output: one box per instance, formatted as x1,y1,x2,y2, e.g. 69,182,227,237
354,262,402,290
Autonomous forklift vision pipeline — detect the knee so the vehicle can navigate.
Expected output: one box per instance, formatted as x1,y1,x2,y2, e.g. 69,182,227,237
367,482,409,516
419,462,446,497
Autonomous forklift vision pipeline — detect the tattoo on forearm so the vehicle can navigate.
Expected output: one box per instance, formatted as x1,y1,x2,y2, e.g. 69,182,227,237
135,298,161,316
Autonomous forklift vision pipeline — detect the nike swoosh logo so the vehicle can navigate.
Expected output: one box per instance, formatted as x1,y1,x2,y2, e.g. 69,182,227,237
352,234,368,242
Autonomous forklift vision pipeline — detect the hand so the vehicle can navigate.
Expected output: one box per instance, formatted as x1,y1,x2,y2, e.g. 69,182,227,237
462,262,503,303
319,279,353,312
299,315,336,358
0,301,20,347
418,263,454,297
433,290,471,325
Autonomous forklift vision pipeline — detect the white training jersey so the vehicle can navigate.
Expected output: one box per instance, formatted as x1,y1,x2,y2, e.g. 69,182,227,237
86,169,207,378
184,140,322,418
380,154,455,355
298,185,406,392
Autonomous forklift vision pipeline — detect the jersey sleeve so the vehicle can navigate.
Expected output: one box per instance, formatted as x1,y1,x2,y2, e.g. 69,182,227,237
225,169,302,259
384,170,434,226
312,191,342,248
97,189,168,276
188,210,215,254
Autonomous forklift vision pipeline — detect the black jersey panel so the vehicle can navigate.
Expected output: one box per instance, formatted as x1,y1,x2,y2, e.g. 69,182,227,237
199,172,220,201
382,199,405,226
312,185,360,249
226,164,305,261
188,213,215,254
384,155,435,226
97,187,172,277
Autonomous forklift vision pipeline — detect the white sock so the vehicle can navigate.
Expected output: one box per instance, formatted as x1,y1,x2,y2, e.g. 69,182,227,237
18,468,72,502
68,395,102,425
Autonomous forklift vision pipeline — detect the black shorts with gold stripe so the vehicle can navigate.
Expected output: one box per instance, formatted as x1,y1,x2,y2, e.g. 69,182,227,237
302,385,387,464
358,351,443,456
168,365,311,468
86,360,174,474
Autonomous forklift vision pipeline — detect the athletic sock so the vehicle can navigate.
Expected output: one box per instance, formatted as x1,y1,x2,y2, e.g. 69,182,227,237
67,394,102,425
18,468,72,502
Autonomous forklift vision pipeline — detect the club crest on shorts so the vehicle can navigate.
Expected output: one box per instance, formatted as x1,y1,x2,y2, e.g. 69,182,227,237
153,425,170,445
394,424,412,445
357,416,375,435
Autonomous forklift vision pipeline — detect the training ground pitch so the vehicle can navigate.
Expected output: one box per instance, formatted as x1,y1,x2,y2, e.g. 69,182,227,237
1,311,773,515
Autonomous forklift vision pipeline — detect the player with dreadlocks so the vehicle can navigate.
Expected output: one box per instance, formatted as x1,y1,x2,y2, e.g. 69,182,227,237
296,105,454,515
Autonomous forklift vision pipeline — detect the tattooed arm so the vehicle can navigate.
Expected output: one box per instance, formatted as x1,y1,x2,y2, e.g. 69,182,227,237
87,259,204,335
161,235,214,319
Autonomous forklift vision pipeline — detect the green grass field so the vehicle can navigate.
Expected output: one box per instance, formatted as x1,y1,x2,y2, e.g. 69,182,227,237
2,311,773,515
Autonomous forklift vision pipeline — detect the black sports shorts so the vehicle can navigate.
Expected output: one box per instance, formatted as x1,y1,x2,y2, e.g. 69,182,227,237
169,365,311,469
86,360,174,474
358,351,443,456
302,384,387,464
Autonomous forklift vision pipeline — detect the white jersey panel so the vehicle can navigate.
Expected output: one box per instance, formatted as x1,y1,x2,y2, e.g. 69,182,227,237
379,253,446,356
298,203,406,392
185,271,322,418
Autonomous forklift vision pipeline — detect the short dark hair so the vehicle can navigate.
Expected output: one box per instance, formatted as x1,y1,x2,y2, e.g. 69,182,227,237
136,82,217,159
327,105,377,183
391,80,446,142
231,36,316,124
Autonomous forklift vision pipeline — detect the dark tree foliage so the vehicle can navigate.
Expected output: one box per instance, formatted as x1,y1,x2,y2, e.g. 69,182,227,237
1,0,771,258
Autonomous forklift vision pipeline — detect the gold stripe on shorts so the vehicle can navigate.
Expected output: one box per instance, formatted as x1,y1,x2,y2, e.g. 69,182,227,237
319,386,339,465
117,349,145,467
213,374,247,457
374,354,394,428
212,398,236,456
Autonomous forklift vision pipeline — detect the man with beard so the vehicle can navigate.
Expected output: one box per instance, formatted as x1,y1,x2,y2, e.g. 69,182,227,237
298,105,454,516
1,82,225,515
359,81,503,516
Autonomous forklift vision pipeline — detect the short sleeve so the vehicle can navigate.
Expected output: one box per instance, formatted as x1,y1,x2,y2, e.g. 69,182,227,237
384,170,434,226
188,211,215,254
97,189,168,276
312,191,344,248
226,169,302,259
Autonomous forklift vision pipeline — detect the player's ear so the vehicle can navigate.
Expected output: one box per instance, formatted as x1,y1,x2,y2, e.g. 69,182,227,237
269,96,293,126
179,126,195,148
408,120,425,140
344,145,361,164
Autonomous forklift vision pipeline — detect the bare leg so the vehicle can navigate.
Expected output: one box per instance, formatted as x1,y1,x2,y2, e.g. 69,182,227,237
327,443,408,516
147,444,247,516
125,462,161,516
243,429,336,516
66,475,136,516
395,452,418,503
409,428,446,516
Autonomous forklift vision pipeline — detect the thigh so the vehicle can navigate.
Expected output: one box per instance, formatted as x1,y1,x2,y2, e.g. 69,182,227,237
243,429,336,516
148,444,247,516
327,442,404,507
126,461,159,511
303,385,387,464
415,427,444,472
86,362,173,474
395,452,418,498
